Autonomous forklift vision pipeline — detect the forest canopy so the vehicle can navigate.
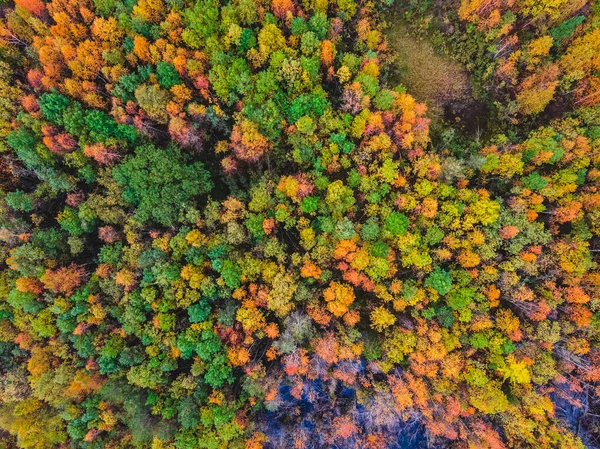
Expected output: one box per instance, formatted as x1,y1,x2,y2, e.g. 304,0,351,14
0,0,600,448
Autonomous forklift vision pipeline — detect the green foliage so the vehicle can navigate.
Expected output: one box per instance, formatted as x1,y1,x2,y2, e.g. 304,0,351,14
113,144,212,226
385,212,409,236
424,266,452,295
5,191,33,212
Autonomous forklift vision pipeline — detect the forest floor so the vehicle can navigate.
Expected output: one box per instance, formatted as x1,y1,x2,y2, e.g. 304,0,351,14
386,16,489,141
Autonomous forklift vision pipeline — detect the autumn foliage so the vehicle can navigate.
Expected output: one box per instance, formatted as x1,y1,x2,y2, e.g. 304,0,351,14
0,0,599,448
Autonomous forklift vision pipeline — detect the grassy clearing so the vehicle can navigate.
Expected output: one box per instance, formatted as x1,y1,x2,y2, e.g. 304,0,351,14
386,18,477,131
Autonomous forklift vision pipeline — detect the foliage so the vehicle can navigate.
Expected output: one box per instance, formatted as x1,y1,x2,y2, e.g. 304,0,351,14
0,0,599,448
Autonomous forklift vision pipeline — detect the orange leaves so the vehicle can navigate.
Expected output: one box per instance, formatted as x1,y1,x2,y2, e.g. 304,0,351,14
553,200,582,224
323,282,355,317
332,416,359,440
228,347,251,366
231,120,272,163
307,304,332,326
495,309,522,342
68,40,103,80
15,0,47,17
91,17,123,45
277,174,314,201
114,269,136,291
300,260,321,279
320,40,335,66
334,239,357,261
484,284,501,307
264,322,279,339
65,371,105,399
499,225,519,239
567,304,592,327
457,250,481,268
271,0,294,20
419,197,438,218
40,264,84,296
15,277,44,295
563,285,591,304
388,375,414,412
283,349,309,376
314,333,338,365
245,432,268,449
133,36,151,62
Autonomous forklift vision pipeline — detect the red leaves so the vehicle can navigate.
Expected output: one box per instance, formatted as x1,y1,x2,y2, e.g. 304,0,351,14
84,143,121,165
15,0,47,17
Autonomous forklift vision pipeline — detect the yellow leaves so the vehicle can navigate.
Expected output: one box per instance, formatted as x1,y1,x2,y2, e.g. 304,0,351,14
370,306,396,332
554,240,594,277
382,329,416,365
401,249,432,269
277,175,299,200
526,36,553,59
464,197,500,228
226,23,243,46
267,272,297,317
361,60,379,78
559,28,600,80
350,247,370,271
496,309,521,339
458,0,483,22
299,227,316,250
336,65,352,83
221,196,246,222
350,109,369,138
236,306,266,334
67,40,102,80
26,346,50,378
469,382,509,414
323,282,355,317
180,265,204,289
170,84,192,103
115,269,136,291
258,23,286,56
91,17,123,45
186,229,207,247
133,0,165,23
499,355,531,385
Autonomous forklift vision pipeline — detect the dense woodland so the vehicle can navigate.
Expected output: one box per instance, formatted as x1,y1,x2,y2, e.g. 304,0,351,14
0,0,600,447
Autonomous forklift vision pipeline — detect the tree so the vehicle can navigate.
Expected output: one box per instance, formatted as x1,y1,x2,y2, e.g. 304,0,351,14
40,264,85,297
113,144,212,226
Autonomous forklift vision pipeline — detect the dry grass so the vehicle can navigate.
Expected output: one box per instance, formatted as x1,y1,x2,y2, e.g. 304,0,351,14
387,19,472,125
